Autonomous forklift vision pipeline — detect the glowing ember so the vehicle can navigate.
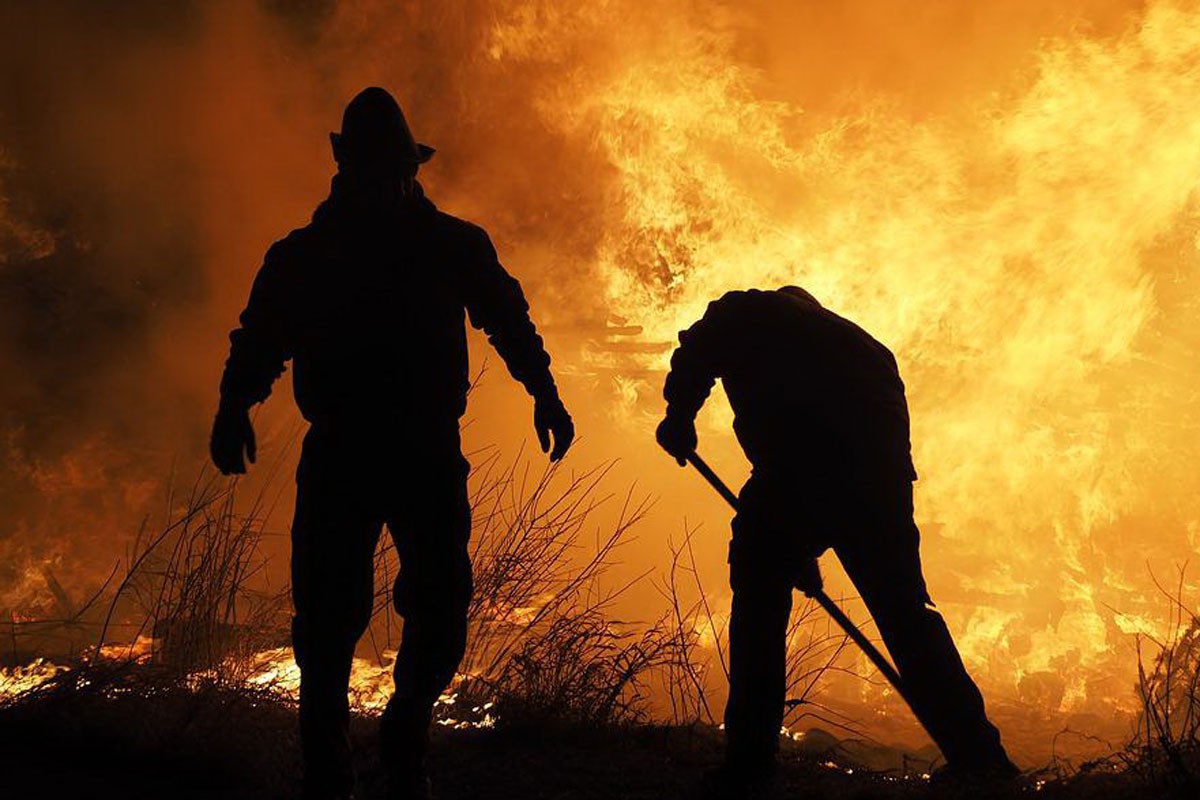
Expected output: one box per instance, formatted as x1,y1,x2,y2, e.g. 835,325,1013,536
487,0,1200,728
2,0,1200,764
0,659,66,700
96,635,155,664
2,645,497,730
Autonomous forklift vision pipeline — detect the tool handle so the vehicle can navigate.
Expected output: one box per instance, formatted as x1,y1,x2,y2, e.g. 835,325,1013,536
812,590,909,701
685,453,740,508
684,451,921,715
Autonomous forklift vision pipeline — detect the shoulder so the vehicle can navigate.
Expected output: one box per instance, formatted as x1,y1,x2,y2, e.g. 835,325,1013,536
678,291,759,345
263,225,320,268
429,209,495,253
818,308,897,363
704,289,771,320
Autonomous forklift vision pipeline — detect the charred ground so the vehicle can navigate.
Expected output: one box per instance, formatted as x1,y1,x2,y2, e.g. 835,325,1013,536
2,464,1199,799
0,665,1195,800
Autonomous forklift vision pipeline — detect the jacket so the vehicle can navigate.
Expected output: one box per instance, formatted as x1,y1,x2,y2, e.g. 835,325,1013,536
663,288,917,483
219,184,557,430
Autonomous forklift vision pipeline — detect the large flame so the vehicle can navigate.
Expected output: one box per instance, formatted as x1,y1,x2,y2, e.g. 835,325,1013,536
2,0,1200,761
482,0,1200,716
0,644,496,733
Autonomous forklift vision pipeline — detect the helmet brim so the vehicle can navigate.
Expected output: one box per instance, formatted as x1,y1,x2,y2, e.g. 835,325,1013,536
414,143,436,164
329,133,436,165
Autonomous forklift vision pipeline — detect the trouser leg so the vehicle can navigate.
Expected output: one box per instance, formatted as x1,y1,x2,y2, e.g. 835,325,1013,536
836,484,1013,771
380,446,473,774
722,473,806,769
291,439,384,797
724,580,793,767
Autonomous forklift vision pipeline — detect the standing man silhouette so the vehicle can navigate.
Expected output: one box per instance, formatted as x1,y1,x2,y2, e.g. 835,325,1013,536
656,286,1015,797
211,87,574,800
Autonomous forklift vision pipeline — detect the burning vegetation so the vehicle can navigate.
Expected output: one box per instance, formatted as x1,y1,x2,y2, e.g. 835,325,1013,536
3,0,1200,797
3,454,1200,797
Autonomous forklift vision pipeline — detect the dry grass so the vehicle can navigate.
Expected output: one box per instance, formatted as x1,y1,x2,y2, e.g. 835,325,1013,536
491,607,676,727
4,448,694,731
1038,568,1200,799
103,471,290,678
1116,568,1200,787
6,454,1200,797
654,524,859,736
366,451,687,728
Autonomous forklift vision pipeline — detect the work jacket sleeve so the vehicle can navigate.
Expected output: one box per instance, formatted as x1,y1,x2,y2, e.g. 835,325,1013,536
662,293,741,421
218,239,294,410
462,228,558,402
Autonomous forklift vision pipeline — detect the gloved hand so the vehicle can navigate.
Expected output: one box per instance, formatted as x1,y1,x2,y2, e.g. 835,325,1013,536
210,403,256,475
795,557,824,598
534,396,574,462
656,414,697,466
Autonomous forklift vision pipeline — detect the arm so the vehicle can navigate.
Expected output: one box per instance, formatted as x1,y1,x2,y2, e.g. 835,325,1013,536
211,240,295,475
663,324,720,422
219,241,294,411
463,228,574,460
657,295,736,464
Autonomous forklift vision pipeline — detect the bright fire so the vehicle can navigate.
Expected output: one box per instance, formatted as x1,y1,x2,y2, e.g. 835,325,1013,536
0,646,496,731
499,0,1200,718
2,0,1200,763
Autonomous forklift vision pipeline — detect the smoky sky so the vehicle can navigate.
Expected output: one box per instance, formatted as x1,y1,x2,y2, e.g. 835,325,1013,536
0,0,616,611
0,3,205,521
0,0,620,469
0,0,1141,487
1,0,1179,695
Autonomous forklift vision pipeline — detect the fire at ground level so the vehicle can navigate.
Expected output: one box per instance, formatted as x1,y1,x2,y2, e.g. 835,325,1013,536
0,633,1186,772
0,657,1192,800
4,4,1200,794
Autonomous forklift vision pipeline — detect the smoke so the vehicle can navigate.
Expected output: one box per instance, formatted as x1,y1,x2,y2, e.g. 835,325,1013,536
0,0,617,618
0,3,208,611
2,0,1199,757
519,0,1200,712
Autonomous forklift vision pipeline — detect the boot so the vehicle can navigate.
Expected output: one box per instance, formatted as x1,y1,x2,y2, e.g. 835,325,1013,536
929,756,1021,791
381,698,435,800
699,752,777,800
299,727,356,800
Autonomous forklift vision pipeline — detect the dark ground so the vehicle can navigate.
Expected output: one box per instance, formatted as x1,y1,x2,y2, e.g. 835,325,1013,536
0,676,1192,800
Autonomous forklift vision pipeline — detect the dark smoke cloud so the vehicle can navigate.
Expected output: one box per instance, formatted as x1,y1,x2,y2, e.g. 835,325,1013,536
0,0,1149,626
0,1,216,612
0,0,616,614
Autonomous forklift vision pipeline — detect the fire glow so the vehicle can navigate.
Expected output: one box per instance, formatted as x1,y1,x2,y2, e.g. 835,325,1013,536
501,0,1200,718
2,0,1200,762
0,646,496,731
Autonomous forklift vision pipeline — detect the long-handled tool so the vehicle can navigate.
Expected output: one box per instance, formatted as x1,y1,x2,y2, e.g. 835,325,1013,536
686,451,928,730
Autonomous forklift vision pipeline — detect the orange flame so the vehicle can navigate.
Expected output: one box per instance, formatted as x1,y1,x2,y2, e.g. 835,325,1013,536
483,0,1200,716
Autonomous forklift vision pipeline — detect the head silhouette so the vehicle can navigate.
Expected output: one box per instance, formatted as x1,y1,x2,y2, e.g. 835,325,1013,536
778,284,821,307
330,87,434,202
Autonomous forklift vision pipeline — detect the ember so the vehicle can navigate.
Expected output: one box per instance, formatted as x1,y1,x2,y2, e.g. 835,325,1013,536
1,0,1199,778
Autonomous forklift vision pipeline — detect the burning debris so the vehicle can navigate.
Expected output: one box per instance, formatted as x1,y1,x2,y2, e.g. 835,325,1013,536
2,456,670,735
2,2,1200,796
0,659,65,699
0,644,497,731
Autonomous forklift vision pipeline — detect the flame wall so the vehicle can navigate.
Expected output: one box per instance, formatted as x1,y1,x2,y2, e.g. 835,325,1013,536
2,0,1199,755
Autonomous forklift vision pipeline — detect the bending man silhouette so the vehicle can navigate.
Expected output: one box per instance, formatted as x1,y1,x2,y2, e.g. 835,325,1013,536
656,286,1015,796
211,87,574,800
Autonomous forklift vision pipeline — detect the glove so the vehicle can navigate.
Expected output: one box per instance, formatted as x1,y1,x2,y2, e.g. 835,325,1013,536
795,557,824,598
534,396,574,462
656,414,697,466
210,403,256,475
